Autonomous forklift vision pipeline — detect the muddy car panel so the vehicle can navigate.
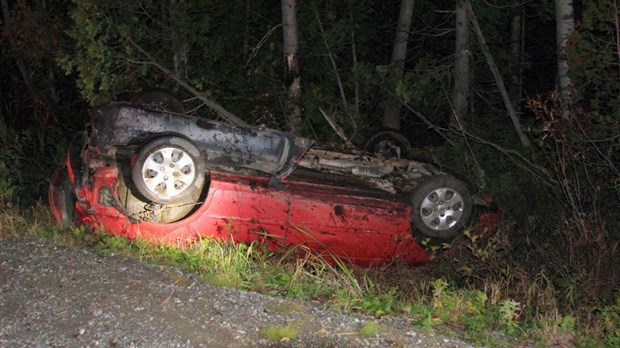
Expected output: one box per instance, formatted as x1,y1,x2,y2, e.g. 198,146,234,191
90,102,314,178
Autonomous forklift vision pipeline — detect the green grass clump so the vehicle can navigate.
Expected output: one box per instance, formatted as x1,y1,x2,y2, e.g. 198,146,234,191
359,321,380,338
258,325,298,342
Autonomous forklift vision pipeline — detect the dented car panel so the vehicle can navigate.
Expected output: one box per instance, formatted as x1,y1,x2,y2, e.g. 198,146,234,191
91,103,314,178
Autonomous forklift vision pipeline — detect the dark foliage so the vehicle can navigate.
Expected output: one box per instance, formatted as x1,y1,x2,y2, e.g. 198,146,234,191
0,1,617,343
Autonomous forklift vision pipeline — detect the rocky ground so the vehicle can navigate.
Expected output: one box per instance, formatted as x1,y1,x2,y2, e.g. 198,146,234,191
0,236,480,347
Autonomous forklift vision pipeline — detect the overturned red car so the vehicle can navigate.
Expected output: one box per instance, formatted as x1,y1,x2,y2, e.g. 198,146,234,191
49,101,474,266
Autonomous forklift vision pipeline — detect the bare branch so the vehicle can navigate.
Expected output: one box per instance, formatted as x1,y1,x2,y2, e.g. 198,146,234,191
126,38,249,127
318,107,353,146
466,1,531,147
369,77,557,189
313,9,349,111
244,23,282,68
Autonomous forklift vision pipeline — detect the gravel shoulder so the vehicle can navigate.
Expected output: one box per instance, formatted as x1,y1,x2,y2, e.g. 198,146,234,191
1,236,476,347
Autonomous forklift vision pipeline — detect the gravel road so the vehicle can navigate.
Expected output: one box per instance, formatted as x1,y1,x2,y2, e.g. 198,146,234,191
0,236,477,347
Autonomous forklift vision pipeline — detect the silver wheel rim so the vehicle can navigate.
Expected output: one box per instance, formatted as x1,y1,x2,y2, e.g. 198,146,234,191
140,146,196,199
419,187,465,231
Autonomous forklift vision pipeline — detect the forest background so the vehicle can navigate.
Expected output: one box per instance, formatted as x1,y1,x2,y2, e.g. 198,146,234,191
0,0,618,346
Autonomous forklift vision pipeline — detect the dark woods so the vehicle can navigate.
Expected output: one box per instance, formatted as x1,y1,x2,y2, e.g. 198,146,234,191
1,0,618,344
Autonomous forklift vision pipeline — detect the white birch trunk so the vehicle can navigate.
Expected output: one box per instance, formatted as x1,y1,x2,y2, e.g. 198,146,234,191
451,0,470,130
555,0,575,121
281,0,302,134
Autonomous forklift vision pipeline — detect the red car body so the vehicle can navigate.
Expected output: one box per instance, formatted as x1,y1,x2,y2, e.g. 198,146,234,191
49,103,430,266
50,165,428,266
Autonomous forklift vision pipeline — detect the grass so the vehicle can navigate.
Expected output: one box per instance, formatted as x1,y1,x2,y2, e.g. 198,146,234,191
359,321,380,338
258,325,299,342
1,202,618,347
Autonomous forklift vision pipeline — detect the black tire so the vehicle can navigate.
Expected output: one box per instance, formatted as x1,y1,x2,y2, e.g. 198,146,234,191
363,130,413,159
135,90,185,113
117,170,200,223
410,175,472,240
132,136,205,204
49,168,77,226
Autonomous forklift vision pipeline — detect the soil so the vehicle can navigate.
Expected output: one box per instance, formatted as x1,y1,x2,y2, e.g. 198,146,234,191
1,236,477,347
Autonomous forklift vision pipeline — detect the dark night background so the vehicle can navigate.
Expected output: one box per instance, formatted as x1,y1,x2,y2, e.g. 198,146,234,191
1,0,618,345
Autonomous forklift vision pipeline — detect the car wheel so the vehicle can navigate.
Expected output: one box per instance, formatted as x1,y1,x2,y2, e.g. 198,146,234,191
132,136,205,204
134,90,185,113
410,175,472,240
117,170,200,223
364,130,413,159
49,168,77,226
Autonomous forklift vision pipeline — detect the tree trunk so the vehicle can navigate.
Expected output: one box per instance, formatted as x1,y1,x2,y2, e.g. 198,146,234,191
383,0,414,130
281,0,302,134
451,0,470,130
169,0,189,81
510,13,524,116
242,0,251,58
555,0,575,122
349,9,360,119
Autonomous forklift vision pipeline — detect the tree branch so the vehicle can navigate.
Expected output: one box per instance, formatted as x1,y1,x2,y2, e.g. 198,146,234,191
318,107,353,146
244,23,282,68
369,78,557,190
465,1,531,147
313,7,357,137
126,38,249,127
